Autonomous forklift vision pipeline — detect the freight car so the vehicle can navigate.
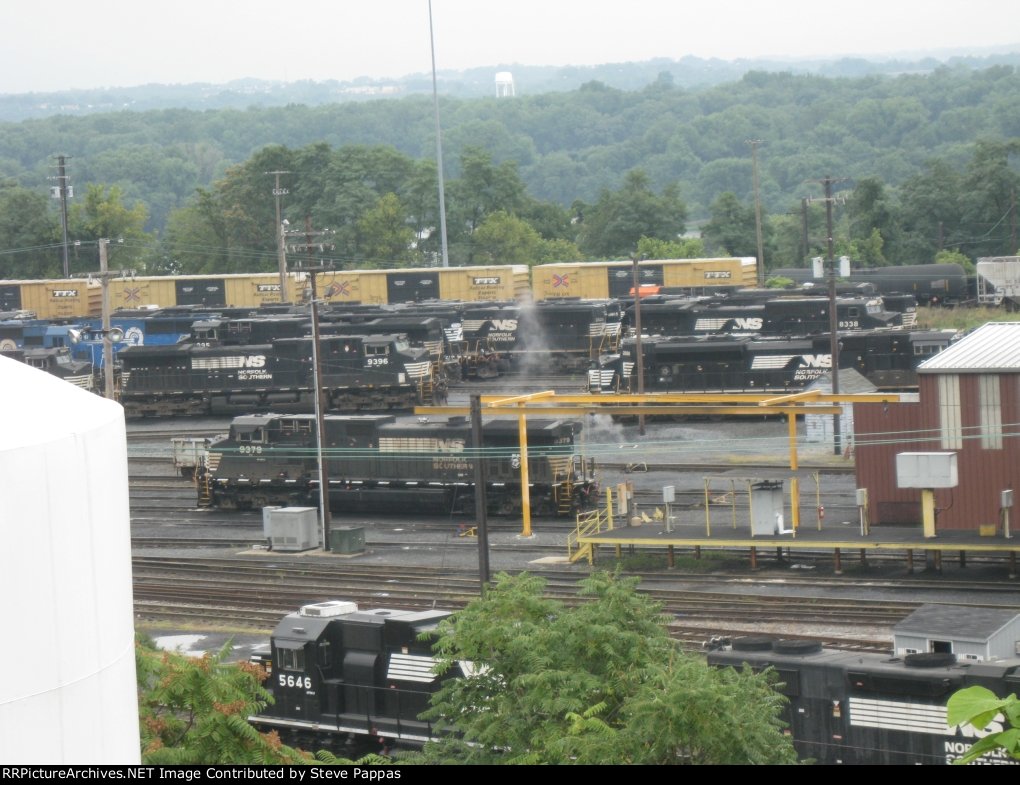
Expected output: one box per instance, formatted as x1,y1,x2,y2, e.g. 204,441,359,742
201,412,597,517
532,257,758,301
117,333,440,418
771,264,972,307
248,600,462,748
593,328,959,394
708,638,1020,765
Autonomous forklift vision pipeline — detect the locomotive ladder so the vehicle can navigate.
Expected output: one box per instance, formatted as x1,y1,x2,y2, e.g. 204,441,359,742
197,452,220,507
549,456,575,517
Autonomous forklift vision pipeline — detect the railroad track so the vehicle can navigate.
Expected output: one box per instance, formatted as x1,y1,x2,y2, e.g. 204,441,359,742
131,557,1017,652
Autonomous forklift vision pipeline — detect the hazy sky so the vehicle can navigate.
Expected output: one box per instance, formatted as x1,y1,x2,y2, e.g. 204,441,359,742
2,0,1018,94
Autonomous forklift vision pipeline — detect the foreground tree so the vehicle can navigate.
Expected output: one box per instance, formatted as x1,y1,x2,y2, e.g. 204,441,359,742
947,685,1020,764
417,571,797,765
135,637,312,764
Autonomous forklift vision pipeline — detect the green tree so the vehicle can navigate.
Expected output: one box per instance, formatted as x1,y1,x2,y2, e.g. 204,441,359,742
471,210,543,265
135,637,312,765
946,685,1020,764
354,192,415,267
636,236,707,259
418,571,797,765
577,170,687,259
69,183,154,271
845,177,895,266
701,192,759,257
0,186,62,278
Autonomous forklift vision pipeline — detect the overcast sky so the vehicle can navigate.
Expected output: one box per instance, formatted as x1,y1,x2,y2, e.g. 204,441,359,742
2,0,1018,94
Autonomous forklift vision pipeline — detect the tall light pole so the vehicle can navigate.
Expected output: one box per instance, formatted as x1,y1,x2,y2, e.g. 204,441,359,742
428,0,450,267
747,139,766,287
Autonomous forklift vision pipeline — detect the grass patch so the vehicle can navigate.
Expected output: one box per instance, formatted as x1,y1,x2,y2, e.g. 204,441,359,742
605,549,739,573
915,306,1018,332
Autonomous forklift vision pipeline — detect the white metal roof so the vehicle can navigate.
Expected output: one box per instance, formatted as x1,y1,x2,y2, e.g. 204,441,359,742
917,322,1020,373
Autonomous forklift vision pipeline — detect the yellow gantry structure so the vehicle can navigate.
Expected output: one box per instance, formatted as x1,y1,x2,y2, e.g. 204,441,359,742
416,390,904,538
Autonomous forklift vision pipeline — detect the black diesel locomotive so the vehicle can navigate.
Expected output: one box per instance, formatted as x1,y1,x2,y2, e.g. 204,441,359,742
249,600,462,747
118,333,440,418
591,328,960,394
708,638,1020,765
201,413,597,516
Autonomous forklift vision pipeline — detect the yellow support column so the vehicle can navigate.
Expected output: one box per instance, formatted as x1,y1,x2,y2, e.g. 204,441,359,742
922,489,937,539
518,405,533,538
789,413,800,531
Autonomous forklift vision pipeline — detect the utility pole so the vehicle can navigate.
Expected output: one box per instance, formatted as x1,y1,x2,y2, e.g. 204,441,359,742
90,239,130,400
470,394,491,593
428,0,450,267
801,198,810,264
287,221,336,302
747,139,766,287
294,262,334,550
631,253,645,436
266,170,291,302
822,175,842,457
51,155,73,277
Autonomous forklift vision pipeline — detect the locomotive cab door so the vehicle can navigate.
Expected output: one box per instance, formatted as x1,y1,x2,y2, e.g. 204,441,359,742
273,640,321,722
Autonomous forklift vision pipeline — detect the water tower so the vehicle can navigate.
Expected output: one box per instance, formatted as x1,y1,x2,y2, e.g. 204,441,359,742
495,71,515,97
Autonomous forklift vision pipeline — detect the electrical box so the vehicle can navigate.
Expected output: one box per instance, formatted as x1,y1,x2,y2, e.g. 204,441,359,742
663,485,675,504
855,488,868,507
895,452,958,489
267,507,319,552
1003,490,1014,509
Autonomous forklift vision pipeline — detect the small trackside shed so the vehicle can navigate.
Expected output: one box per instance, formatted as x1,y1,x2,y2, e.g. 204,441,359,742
854,322,1020,530
894,604,1020,661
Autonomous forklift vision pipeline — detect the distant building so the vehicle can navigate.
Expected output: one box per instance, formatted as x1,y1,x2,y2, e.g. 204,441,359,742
894,604,1020,661
495,71,515,97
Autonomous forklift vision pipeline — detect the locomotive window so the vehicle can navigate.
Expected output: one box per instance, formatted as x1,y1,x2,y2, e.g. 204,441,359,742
237,428,265,443
277,647,306,671
366,345,389,356
318,640,332,667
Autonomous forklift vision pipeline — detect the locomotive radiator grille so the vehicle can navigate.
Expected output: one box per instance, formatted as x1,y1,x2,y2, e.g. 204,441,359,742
403,360,432,380
848,697,953,736
387,653,439,683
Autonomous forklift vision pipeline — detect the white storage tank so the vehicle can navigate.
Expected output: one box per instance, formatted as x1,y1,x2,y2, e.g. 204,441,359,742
0,355,139,763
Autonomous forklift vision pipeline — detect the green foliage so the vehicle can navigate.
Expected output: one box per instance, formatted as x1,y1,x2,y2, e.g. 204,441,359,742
946,685,1020,764
701,192,760,257
577,170,688,258
636,236,707,260
766,276,796,289
0,186,61,278
416,571,798,765
135,637,313,765
69,183,154,272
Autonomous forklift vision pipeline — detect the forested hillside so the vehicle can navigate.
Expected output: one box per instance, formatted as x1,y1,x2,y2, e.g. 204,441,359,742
1,63,1018,277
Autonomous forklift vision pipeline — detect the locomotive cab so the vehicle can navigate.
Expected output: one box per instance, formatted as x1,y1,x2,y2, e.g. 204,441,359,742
253,600,460,746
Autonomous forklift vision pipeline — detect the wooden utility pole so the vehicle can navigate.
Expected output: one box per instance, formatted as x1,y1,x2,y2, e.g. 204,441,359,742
88,239,131,400
822,175,842,457
266,170,291,302
631,253,645,436
470,394,491,593
300,264,334,550
52,155,72,277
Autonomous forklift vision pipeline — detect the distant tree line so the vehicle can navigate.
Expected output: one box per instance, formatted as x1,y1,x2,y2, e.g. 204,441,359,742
1,65,1019,277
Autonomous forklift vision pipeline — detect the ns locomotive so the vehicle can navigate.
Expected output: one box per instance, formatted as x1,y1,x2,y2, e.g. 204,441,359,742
201,412,597,517
249,600,461,748
117,333,441,418
590,328,959,394
708,638,1020,765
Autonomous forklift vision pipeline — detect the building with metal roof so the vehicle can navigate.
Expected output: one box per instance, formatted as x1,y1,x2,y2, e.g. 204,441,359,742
854,322,1020,532
894,604,1020,661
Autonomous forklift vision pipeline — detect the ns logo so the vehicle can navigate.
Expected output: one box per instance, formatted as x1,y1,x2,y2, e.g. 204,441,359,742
489,319,518,331
733,318,763,330
242,355,267,368
799,354,832,368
